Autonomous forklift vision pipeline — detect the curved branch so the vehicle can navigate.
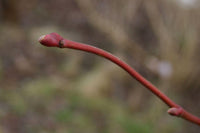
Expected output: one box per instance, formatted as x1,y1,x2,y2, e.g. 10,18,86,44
39,32,200,126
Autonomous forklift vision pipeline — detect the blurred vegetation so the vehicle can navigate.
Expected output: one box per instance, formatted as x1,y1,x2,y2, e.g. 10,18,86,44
0,0,200,132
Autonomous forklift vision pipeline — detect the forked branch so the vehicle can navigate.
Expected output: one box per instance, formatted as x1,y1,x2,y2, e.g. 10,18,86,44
39,32,200,126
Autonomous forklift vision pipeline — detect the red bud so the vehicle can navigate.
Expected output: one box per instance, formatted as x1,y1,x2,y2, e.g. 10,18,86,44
168,107,183,117
39,32,63,47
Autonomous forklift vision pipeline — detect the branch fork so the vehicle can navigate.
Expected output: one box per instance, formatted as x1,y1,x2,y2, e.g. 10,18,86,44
39,32,200,126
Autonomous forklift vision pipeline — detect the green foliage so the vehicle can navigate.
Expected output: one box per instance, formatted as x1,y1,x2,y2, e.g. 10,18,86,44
119,117,153,133
0,76,180,133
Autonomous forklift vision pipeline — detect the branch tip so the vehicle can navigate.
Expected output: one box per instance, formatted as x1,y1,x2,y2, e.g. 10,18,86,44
38,32,63,47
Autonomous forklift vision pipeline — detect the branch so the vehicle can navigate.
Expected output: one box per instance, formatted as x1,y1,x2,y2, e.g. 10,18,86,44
38,32,200,126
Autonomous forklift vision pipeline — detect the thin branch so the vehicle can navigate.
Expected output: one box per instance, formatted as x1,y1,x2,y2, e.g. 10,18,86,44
39,32,200,126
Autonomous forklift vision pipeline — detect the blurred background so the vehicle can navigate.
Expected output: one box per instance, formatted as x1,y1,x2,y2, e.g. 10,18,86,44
0,0,200,132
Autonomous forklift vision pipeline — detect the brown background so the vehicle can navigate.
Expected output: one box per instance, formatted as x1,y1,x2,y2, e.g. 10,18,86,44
0,0,200,132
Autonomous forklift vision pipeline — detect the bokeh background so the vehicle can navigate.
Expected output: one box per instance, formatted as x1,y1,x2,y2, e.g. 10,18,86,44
0,0,200,132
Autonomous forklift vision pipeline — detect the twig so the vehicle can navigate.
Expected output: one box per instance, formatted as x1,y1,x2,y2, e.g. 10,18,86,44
39,32,200,126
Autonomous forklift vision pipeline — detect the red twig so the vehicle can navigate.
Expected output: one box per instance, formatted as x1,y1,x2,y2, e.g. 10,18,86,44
39,32,200,126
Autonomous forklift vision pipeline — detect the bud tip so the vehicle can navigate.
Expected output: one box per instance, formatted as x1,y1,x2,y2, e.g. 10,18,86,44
38,35,46,43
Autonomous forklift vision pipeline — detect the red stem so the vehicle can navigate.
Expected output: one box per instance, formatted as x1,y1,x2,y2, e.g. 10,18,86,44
39,32,200,126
